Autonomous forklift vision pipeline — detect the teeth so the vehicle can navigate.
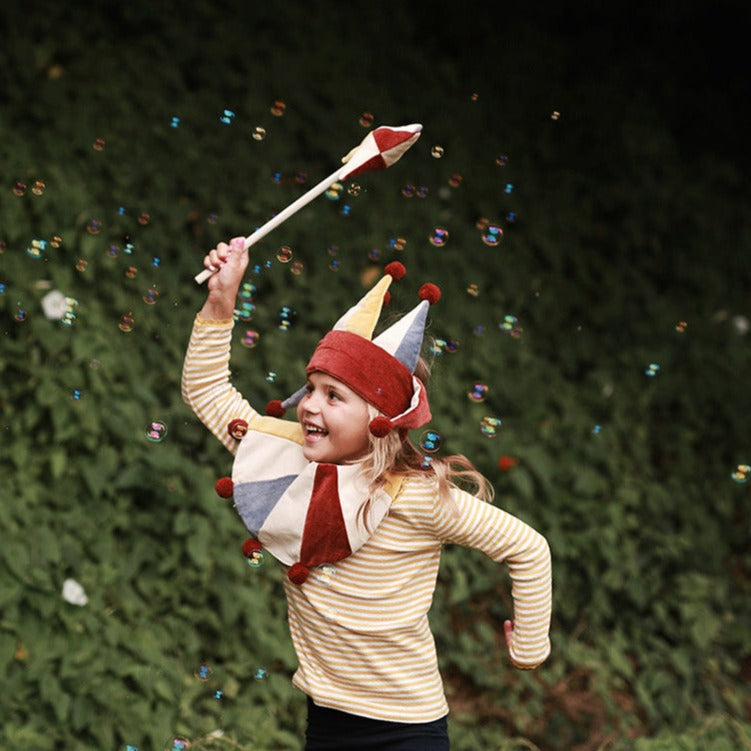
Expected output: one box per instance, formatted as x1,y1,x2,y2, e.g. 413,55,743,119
307,425,326,434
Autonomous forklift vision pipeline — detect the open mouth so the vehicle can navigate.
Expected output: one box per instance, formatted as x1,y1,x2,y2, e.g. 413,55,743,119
304,424,328,440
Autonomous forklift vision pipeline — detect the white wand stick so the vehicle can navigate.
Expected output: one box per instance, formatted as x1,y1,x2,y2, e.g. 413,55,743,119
194,123,422,284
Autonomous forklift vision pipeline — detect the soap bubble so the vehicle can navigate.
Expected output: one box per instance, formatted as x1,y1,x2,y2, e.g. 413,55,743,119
401,183,415,198
388,237,407,251
246,550,264,568
482,224,503,246
466,283,479,297
277,245,293,263
429,227,449,247
468,383,488,402
496,154,509,167
87,219,102,235
13,181,26,196
431,145,444,158
165,738,191,750
118,313,135,332
31,179,46,195
448,173,463,188
252,126,266,141
359,112,374,127
241,330,260,348
145,421,168,442
219,108,235,125
290,261,304,275
325,182,343,200
731,464,750,484
254,667,269,681
170,116,180,128
419,430,442,453
504,183,514,195
416,185,429,198
278,306,296,330
26,239,48,259
235,301,256,321
675,320,688,333
93,137,105,151
270,100,286,116
193,663,213,682
480,416,502,437
644,363,661,377
551,110,561,120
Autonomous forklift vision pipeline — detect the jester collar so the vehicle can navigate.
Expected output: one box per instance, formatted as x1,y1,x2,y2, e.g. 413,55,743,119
224,413,402,585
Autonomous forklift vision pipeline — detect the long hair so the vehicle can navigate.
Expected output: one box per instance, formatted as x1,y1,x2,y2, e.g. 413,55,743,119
356,355,494,508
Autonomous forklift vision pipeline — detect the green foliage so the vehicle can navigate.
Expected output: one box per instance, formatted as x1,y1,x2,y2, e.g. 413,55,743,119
1,1,750,750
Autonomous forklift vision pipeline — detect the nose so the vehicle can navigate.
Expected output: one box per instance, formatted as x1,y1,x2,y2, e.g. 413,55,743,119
301,390,322,413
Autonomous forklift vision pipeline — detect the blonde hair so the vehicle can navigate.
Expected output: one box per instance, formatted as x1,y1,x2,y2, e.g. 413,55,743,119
357,354,494,508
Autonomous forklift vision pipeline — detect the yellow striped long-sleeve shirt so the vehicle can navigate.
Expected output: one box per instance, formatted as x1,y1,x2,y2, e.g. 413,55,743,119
182,315,552,722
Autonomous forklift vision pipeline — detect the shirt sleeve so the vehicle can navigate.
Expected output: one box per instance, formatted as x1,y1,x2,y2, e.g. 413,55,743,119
181,314,258,455
432,487,552,669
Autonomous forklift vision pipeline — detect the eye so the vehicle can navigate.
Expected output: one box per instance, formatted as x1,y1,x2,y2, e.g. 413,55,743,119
304,383,314,394
327,389,340,401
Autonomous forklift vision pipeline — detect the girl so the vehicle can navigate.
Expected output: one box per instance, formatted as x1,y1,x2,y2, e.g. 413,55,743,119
182,237,552,750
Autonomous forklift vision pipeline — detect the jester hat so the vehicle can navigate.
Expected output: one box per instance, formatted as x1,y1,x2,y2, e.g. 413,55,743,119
267,261,440,437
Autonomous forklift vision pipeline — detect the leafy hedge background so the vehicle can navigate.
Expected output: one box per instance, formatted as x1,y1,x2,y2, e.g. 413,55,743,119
1,1,750,749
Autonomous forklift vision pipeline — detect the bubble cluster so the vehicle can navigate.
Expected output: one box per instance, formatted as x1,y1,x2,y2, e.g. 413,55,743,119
419,430,442,453
499,315,523,338
145,421,168,442
731,464,750,484
278,306,296,331
26,239,48,259
480,416,502,437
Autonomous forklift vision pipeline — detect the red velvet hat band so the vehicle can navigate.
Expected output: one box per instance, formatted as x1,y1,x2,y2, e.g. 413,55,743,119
306,331,414,418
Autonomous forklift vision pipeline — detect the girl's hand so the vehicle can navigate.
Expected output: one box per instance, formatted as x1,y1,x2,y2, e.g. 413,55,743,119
504,619,514,652
199,237,249,319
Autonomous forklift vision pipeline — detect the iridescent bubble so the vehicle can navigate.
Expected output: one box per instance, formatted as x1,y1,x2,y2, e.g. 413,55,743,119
401,183,415,198
31,180,46,195
329,259,340,271
470,92,479,102
277,245,293,263
468,383,488,402
71,389,82,401
388,237,407,251
152,257,160,267
125,745,139,751
480,416,502,437
76,259,88,272
254,667,269,681
731,464,750,484
278,306,296,330
252,126,266,141
482,225,503,246
420,455,433,469
0,282,5,294
265,371,277,383
14,307,27,322
429,227,449,247
315,563,336,584
419,430,442,453
246,550,264,568
325,182,343,200
219,108,235,124
644,363,661,377
125,266,137,279
207,214,218,224
504,183,514,195
193,663,213,682
61,297,78,328
496,154,509,167
143,288,159,305
475,217,489,230
499,314,519,333
551,110,561,120
145,421,168,442
241,330,260,348
446,339,460,353
165,738,191,750
430,338,447,356
473,325,486,336
506,211,517,224
213,690,223,700
239,282,256,300
290,261,304,275
295,172,307,185
431,145,444,158
675,320,688,333
448,173,463,188
236,301,256,321
107,243,120,257
93,137,105,151
466,283,479,297
118,313,135,332
359,112,374,127
592,424,602,435
270,100,286,116
340,204,351,216
368,248,381,261
13,181,26,196
138,212,150,226
0,240,6,254
327,245,339,257
26,239,47,259
170,116,180,128
416,185,429,198
87,219,102,235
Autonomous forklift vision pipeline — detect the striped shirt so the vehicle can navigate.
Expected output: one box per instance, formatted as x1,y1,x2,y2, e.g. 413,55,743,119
182,315,552,722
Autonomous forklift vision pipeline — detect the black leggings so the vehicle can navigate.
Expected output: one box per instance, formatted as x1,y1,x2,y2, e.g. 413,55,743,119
305,697,450,750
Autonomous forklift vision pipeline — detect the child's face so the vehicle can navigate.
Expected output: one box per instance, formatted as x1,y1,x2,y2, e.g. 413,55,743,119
296,371,371,464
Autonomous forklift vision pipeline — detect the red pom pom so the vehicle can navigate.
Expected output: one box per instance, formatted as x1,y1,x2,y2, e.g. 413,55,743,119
242,538,263,557
214,476,234,498
288,562,309,585
265,400,285,417
369,416,393,437
227,418,248,439
383,290,392,306
418,283,441,305
384,261,406,281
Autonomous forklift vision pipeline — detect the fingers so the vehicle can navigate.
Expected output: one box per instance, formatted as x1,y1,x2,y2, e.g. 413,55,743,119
503,619,514,648
204,237,246,271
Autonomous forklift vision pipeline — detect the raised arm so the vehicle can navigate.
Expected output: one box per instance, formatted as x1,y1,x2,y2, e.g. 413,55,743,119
181,238,257,453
